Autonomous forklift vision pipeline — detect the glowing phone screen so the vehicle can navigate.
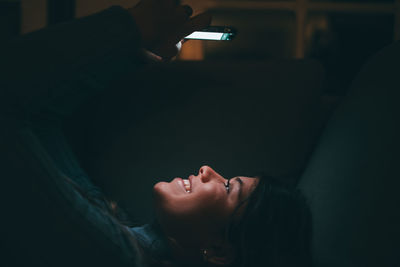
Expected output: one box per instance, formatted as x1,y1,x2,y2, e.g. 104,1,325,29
185,32,232,41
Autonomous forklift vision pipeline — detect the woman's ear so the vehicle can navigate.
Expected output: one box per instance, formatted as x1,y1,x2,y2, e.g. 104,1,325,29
203,242,236,266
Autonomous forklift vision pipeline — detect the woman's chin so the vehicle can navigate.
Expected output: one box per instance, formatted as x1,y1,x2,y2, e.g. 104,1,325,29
152,181,167,199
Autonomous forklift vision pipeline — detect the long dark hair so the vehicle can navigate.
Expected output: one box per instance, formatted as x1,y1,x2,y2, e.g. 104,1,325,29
226,175,312,267
65,173,312,267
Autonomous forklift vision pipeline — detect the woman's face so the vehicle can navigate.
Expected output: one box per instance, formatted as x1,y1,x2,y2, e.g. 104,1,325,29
153,166,259,247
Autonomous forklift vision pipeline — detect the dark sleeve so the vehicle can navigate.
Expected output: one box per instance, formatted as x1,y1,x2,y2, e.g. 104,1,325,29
0,5,147,206
0,125,144,267
0,6,148,266
0,5,146,119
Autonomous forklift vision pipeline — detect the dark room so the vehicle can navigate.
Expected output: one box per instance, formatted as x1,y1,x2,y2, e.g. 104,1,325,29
1,0,399,266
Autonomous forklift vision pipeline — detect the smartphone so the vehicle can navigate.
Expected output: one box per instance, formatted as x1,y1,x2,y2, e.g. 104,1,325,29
184,26,237,41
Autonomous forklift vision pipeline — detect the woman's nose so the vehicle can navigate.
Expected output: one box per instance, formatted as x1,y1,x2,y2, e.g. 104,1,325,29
198,166,223,183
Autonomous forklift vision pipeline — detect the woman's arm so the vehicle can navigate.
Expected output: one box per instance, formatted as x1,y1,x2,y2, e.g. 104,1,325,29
0,3,212,265
0,1,211,120
0,6,145,119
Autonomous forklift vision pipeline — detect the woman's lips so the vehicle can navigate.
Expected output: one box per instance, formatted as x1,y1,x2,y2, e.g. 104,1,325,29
175,177,192,193
183,179,191,192
177,178,186,192
189,175,194,191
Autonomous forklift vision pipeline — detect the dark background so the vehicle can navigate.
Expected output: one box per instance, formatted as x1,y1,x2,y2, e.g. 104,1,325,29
1,0,397,96
1,0,398,222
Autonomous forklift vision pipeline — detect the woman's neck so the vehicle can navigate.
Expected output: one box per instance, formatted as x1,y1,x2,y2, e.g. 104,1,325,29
165,235,204,265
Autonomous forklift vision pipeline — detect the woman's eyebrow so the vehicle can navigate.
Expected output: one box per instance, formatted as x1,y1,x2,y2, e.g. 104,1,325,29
234,177,243,201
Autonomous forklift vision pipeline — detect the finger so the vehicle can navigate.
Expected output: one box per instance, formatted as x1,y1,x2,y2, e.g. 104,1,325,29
172,12,212,44
176,41,183,52
144,50,163,62
152,42,180,60
174,5,193,23
186,12,212,33
182,5,193,17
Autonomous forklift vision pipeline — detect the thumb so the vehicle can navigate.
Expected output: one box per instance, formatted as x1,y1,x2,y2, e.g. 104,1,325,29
152,42,179,61
172,12,212,44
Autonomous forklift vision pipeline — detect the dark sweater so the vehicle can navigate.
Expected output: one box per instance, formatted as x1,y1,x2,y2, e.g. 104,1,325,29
0,6,150,267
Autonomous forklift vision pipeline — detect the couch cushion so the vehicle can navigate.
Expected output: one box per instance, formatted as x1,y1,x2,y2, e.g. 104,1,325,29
298,42,400,266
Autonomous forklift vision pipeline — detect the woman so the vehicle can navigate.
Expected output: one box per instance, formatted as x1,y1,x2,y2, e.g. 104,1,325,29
0,0,311,266
130,166,312,267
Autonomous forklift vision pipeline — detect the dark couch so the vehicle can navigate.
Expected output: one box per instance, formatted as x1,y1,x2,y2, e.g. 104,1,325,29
298,41,400,266
77,41,400,266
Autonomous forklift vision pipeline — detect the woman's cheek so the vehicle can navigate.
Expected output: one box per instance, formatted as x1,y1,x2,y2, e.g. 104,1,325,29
195,186,228,213
205,184,227,203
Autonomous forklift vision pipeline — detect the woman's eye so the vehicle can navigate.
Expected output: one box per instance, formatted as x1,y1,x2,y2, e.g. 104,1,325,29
224,179,231,193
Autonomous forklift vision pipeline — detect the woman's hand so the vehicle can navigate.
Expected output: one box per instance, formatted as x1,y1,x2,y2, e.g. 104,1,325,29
128,0,211,60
